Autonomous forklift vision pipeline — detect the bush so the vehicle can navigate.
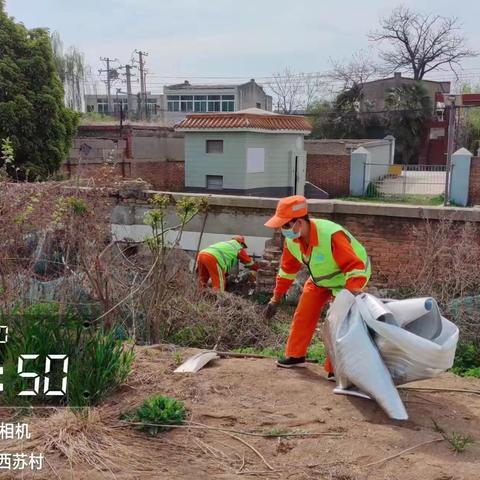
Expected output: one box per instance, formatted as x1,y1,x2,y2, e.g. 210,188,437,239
67,329,135,407
0,303,134,406
128,395,186,436
452,342,480,378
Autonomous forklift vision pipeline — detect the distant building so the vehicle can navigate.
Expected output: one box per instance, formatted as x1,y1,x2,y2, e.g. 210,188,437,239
84,79,272,126
359,72,450,112
164,79,272,125
176,108,311,197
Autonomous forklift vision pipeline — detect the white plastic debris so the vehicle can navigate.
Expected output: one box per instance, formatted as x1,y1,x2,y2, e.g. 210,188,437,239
174,351,219,373
324,290,459,420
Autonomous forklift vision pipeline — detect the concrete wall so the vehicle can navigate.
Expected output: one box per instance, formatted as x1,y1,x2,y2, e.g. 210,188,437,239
112,191,480,286
238,80,272,111
65,125,185,190
185,132,248,190
184,131,304,196
360,74,450,111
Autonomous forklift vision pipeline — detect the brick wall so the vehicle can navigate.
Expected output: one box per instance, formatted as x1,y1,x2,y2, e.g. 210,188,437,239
129,161,184,191
115,193,480,289
306,154,350,197
469,157,480,205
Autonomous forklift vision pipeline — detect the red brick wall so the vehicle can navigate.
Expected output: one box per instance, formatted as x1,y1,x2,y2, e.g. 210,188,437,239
326,212,418,286
306,154,350,197
469,157,480,205
129,161,184,191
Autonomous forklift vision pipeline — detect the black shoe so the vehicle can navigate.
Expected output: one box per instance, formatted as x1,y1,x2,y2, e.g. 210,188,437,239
327,372,336,382
276,356,306,368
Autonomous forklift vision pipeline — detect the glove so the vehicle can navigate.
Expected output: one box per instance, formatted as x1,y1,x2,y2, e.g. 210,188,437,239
264,301,278,320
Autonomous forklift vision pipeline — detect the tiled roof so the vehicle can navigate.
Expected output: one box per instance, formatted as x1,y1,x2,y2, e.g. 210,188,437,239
176,110,311,132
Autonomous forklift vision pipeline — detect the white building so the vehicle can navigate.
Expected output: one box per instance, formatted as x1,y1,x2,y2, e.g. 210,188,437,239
84,79,272,126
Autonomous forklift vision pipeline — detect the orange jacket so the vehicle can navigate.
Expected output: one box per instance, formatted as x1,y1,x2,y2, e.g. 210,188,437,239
272,230,367,302
238,248,259,271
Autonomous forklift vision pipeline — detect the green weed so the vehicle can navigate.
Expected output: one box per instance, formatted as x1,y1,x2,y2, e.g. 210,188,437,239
126,395,187,436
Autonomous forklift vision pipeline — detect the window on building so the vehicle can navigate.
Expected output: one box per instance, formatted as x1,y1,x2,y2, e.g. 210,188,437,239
194,95,207,112
146,98,158,115
97,98,109,114
222,95,235,112
207,95,221,112
256,102,261,109
206,175,223,190
167,94,235,112
113,98,128,114
167,95,180,111
180,95,193,112
206,140,223,153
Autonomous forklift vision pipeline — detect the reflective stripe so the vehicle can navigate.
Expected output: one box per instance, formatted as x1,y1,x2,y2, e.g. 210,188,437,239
292,202,306,211
312,269,342,283
217,263,225,292
278,268,296,280
345,257,371,280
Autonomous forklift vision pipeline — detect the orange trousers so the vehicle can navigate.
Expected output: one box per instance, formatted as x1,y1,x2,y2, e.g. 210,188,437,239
197,251,226,291
285,278,334,374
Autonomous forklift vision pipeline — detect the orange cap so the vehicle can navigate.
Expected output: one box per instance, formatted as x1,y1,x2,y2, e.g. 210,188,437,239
264,195,308,228
232,235,247,247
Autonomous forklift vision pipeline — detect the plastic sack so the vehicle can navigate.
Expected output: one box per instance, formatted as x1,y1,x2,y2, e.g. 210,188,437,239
323,290,459,420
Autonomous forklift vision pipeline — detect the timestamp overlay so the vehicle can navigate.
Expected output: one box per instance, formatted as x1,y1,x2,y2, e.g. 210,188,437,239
0,324,71,474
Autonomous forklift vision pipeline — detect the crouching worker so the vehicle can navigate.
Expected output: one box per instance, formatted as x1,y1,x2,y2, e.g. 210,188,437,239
197,235,258,292
263,195,371,377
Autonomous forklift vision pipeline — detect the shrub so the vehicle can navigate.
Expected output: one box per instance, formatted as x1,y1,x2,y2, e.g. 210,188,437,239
128,395,186,436
67,329,135,407
452,342,480,378
0,303,134,406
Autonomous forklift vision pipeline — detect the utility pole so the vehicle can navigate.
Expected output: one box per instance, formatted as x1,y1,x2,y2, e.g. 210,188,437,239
99,57,119,115
135,50,148,119
444,96,456,206
119,64,136,119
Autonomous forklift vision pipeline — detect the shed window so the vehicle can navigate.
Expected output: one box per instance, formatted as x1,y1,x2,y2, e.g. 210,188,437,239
206,140,223,153
206,175,223,190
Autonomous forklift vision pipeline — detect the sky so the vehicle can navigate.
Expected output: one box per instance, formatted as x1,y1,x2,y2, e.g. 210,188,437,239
4,0,480,95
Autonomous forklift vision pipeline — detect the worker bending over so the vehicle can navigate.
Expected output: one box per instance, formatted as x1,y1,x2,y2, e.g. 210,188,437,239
197,235,258,292
264,195,371,375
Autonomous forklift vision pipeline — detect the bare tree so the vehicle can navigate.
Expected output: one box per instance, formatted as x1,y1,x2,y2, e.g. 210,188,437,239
328,49,380,90
268,68,325,113
369,6,478,80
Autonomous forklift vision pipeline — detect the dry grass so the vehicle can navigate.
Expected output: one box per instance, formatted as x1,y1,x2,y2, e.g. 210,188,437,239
387,217,480,343
0,405,198,477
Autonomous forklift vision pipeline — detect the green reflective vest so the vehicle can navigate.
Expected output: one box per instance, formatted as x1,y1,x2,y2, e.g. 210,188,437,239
280,219,371,295
203,240,243,273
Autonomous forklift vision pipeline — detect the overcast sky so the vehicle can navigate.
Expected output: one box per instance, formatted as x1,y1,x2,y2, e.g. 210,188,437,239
4,0,480,94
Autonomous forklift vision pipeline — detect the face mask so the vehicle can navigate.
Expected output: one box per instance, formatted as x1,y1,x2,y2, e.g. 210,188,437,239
281,227,301,239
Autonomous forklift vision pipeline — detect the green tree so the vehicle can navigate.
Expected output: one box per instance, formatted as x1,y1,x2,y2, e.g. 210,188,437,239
308,85,369,139
384,82,432,164
0,1,79,179
50,31,88,112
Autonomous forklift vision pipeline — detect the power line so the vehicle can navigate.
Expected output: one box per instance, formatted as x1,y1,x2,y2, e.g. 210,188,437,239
98,57,119,113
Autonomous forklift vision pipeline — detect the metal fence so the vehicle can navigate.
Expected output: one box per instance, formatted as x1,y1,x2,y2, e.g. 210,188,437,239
362,163,448,199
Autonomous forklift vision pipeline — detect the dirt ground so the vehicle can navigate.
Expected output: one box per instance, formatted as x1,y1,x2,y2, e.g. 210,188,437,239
2,345,479,480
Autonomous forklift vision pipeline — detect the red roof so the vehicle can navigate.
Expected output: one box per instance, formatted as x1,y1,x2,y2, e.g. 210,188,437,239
176,109,311,132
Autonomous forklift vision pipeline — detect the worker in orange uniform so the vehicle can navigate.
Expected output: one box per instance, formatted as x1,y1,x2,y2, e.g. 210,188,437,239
197,235,258,292
263,195,371,375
